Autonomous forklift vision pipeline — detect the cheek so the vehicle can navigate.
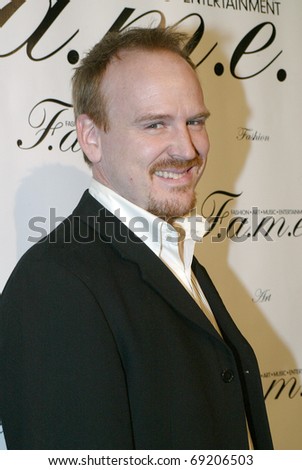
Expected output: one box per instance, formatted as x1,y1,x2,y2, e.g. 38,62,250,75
101,135,126,171
108,131,168,178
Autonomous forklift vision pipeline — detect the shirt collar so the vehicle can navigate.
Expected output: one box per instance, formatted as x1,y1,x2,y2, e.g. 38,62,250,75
88,178,207,273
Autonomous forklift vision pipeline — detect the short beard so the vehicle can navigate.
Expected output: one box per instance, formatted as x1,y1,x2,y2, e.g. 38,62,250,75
147,186,197,220
147,156,201,219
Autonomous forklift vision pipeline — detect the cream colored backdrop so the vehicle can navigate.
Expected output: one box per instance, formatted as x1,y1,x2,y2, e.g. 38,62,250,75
0,0,301,450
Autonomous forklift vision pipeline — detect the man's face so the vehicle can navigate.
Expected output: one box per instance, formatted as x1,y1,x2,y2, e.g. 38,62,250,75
93,49,210,218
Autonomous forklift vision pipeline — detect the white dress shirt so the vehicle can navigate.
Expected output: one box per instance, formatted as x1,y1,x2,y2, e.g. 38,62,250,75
89,178,220,331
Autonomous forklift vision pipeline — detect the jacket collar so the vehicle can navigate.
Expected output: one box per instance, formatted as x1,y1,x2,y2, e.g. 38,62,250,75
73,190,223,342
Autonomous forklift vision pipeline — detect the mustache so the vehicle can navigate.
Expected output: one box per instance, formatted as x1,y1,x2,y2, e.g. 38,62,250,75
150,156,201,174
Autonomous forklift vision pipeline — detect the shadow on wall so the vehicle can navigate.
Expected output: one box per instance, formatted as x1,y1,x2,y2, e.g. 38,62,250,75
14,163,90,259
194,29,301,449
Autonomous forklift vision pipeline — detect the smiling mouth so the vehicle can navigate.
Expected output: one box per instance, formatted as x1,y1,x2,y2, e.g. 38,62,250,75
154,169,191,180
151,156,202,181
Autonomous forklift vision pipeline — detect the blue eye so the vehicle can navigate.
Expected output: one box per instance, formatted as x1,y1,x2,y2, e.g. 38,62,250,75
147,122,164,129
187,119,205,127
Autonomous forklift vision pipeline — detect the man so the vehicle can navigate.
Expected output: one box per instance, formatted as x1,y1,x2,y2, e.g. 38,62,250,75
0,27,273,449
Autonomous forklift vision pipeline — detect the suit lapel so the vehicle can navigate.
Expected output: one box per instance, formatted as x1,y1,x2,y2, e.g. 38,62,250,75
73,191,223,341
192,259,249,347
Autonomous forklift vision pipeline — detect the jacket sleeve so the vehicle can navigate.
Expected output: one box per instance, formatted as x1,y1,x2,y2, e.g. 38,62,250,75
0,249,134,449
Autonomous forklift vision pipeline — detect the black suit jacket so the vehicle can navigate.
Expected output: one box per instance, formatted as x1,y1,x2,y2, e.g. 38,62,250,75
0,191,273,449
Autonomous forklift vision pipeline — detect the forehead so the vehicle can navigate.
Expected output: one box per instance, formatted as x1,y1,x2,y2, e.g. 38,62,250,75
108,47,194,75
101,48,204,111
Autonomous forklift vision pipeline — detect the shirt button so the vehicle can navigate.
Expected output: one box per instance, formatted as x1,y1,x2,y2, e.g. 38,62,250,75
221,369,234,383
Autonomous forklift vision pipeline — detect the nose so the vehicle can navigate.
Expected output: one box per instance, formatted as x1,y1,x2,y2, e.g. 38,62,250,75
168,125,199,161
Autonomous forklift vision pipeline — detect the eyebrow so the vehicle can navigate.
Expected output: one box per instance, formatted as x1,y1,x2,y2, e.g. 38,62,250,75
187,111,211,121
133,110,211,125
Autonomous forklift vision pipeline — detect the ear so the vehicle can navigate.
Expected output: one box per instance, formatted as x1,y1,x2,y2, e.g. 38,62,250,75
76,114,102,163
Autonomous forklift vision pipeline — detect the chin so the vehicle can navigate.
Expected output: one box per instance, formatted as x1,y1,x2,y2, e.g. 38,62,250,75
147,192,196,219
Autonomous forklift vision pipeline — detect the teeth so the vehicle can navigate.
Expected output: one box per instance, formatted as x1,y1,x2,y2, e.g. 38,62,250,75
155,170,186,179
